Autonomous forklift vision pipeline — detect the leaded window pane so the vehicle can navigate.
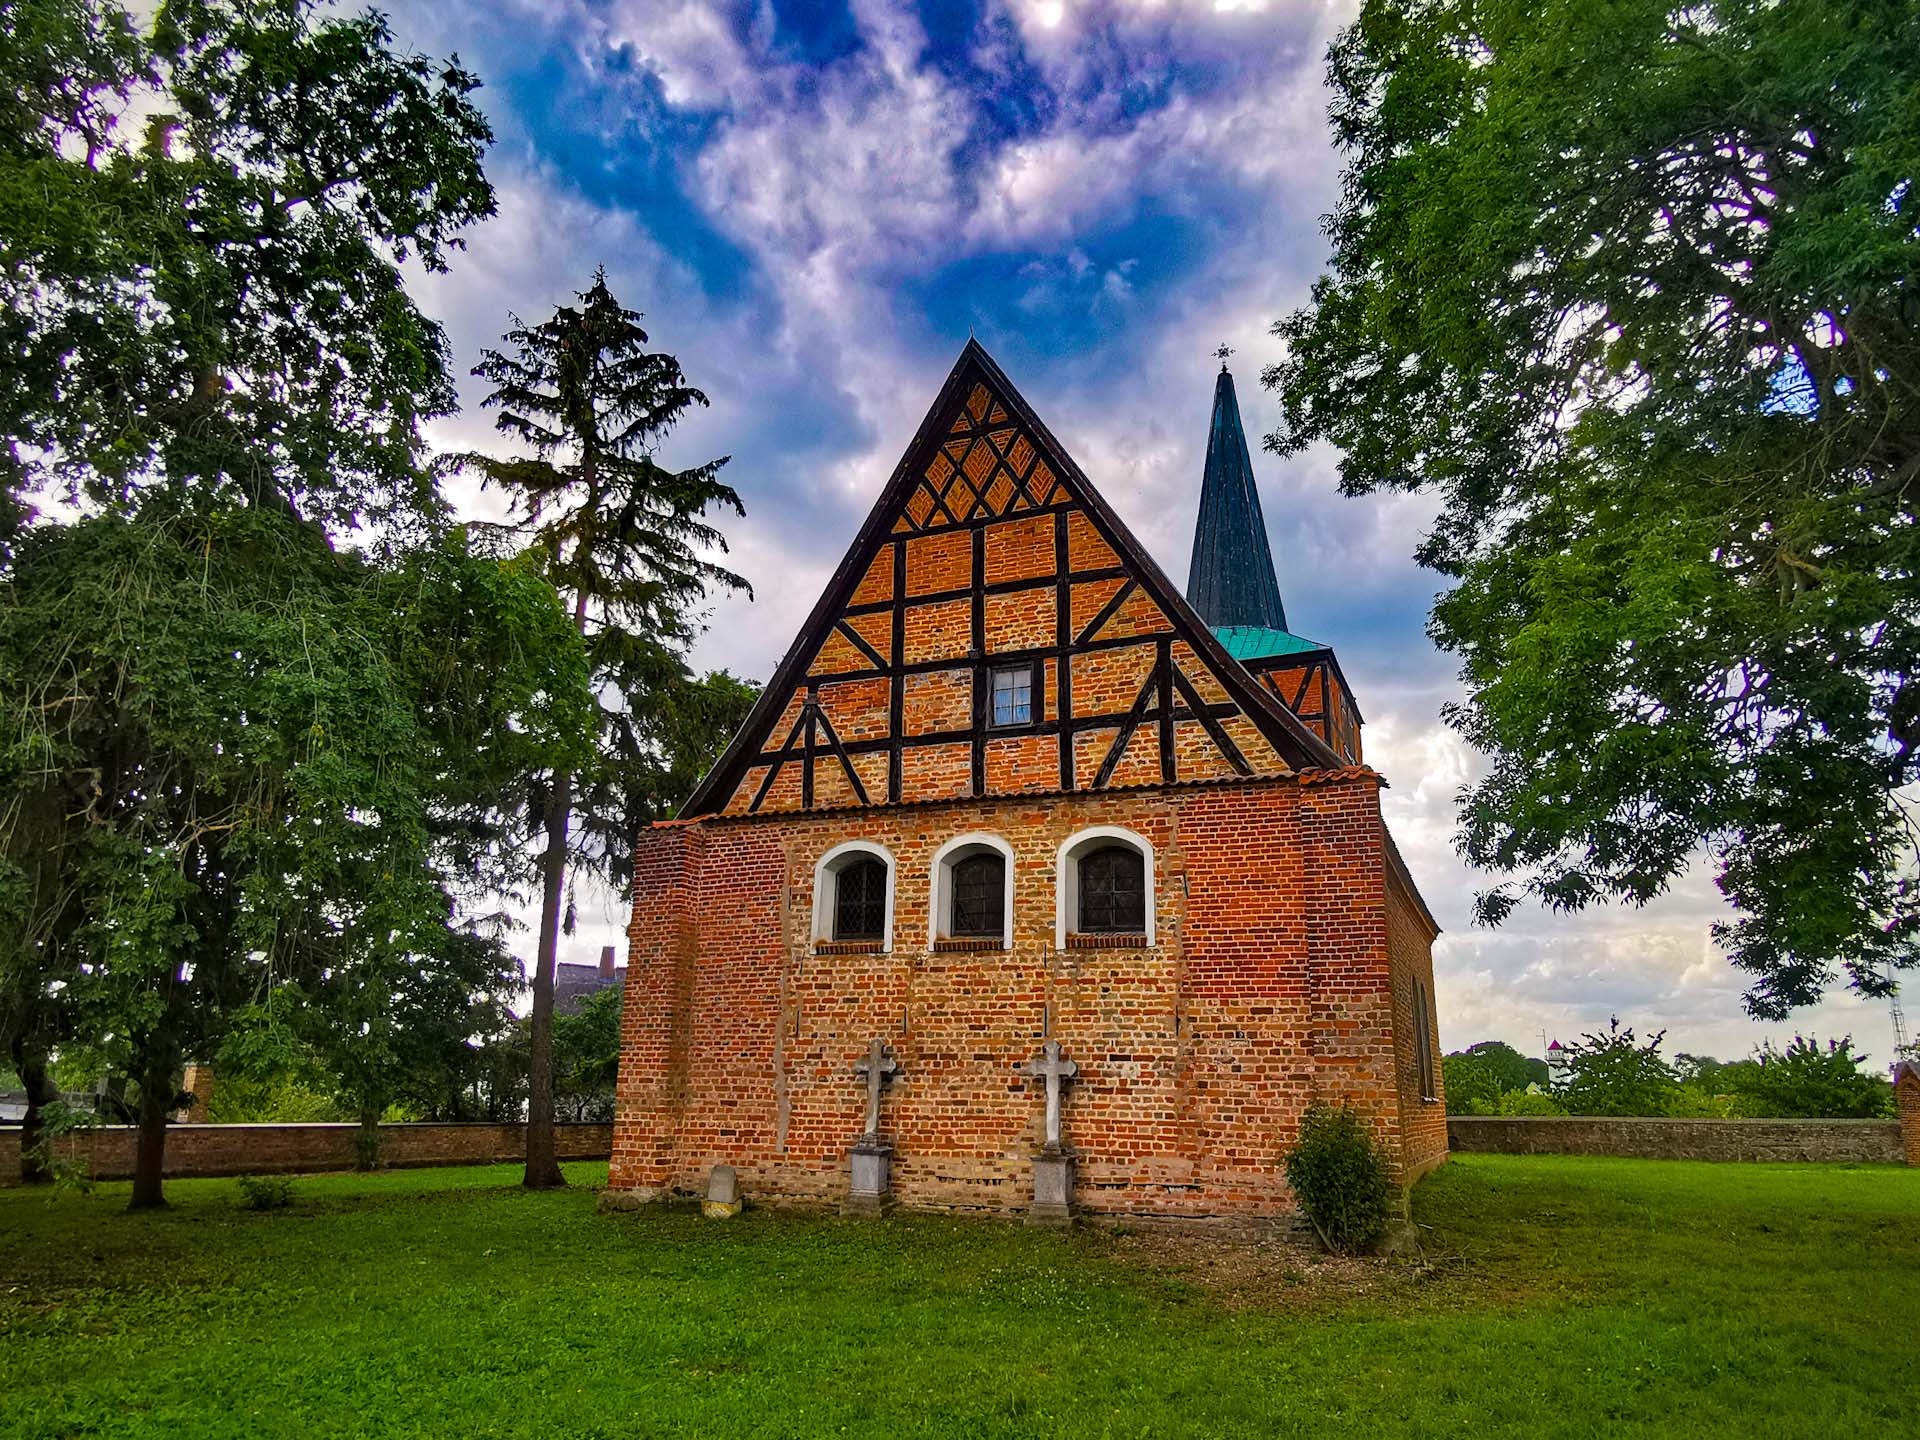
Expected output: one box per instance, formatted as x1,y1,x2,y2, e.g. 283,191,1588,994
950,852,1005,938
834,858,887,942
1078,845,1145,933
991,664,1034,727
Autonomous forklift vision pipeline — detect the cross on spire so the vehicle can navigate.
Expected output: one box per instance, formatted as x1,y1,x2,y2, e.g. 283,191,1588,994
1213,342,1234,369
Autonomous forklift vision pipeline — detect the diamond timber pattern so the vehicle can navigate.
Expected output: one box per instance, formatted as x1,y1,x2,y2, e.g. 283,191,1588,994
681,341,1340,819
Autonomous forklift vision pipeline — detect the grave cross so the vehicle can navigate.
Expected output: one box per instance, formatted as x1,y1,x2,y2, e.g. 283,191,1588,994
854,1038,900,1141
1022,1039,1079,1152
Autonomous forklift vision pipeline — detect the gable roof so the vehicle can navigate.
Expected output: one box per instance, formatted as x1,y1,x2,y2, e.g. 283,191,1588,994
680,339,1341,818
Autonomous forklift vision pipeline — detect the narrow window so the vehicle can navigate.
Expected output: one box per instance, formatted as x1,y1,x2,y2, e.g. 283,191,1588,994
1414,982,1437,1101
834,857,887,942
1077,845,1145,934
990,663,1034,728
949,852,1005,938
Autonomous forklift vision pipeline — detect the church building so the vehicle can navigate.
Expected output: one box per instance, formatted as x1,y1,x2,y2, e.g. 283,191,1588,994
608,340,1446,1220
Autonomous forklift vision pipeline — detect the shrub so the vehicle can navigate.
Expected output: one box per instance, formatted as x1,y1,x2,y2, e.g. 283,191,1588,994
1283,1103,1392,1254
1558,1017,1681,1116
1724,1036,1895,1119
236,1175,296,1211
1496,1088,1564,1116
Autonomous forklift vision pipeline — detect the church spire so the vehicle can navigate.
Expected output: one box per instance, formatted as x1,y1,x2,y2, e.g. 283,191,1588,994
1186,359,1288,632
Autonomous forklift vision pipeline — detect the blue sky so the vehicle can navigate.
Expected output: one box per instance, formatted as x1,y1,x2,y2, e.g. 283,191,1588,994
391,0,1896,1066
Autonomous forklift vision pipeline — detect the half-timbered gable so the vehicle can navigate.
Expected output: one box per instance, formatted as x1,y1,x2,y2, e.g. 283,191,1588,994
613,340,1447,1226
683,340,1337,819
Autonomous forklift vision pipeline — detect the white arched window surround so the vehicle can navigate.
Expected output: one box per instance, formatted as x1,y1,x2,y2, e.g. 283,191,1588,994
1055,825,1156,949
813,840,896,951
928,832,1016,948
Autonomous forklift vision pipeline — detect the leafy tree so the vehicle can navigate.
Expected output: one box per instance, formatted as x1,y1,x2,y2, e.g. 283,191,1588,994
1459,1040,1548,1094
1266,0,1920,1018
553,985,622,1123
1441,1052,1500,1115
1724,1035,1895,1119
1673,1053,1728,1087
1,513,590,1205
0,1,600,1208
463,271,748,1188
1557,1018,1680,1117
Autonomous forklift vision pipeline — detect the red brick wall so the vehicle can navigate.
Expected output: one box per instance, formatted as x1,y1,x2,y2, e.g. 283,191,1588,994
1385,865,1447,1182
0,1123,611,1186
612,772,1438,1218
1897,1062,1920,1166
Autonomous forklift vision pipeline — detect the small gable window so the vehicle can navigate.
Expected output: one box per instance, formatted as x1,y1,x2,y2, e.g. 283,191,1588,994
813,841,895,952
990,663,1035,728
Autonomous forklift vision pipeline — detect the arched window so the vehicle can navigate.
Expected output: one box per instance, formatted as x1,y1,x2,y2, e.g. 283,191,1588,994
835,859,888,942
951,853,1005,936
813,841,895,951
1055,826,1156,948
1077,846,1144,934
929,833,1014,949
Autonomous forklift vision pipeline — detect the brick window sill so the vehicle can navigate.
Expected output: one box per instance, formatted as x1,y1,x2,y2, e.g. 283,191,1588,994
815,940,885,956
933,937,1006,953
1064,933,1149,950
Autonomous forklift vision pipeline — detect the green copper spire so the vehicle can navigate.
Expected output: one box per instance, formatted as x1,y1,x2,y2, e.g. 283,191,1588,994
1186,360,1288,632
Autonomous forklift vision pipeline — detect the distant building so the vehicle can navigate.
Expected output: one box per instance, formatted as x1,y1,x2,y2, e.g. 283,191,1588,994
1546,1040,1571,1081
554,945,624,1016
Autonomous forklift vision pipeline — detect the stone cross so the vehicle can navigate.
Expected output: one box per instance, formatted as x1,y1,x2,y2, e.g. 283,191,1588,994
1022,1039,1079,1152
854,1038,900,1141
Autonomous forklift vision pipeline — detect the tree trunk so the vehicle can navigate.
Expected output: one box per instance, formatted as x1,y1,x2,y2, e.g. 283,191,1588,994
524,769,573,1190
355,1108,383,1172
525,580,591,1192
129,1056,176,1210
15,1045,58,1186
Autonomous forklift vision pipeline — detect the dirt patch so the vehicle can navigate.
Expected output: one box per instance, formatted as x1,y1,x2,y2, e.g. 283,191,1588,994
1090,1221,1480,1314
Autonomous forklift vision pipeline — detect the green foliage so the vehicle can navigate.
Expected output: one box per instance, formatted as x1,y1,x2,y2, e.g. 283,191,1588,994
1282,1102,1393,1253
1441,1052,1500,1115
0,0,495,534
7,1157,1916,1435
1557,1019,1680,1117
1494,1088,1563,1117
1724,1035,1895,1119
554,985,622,1122
1267,0,1920,1017
205,1075,345,1125
1461,1041,1548,1093
462,269,753,891
235,1174,295,1211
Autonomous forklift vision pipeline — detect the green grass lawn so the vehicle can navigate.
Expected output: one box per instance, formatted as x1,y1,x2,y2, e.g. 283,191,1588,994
2,1155,1915,1438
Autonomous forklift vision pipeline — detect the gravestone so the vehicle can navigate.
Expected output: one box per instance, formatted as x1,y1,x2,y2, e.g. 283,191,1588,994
845,1039,902,1216
1022,1040,1079,1226
703,1163,742,1219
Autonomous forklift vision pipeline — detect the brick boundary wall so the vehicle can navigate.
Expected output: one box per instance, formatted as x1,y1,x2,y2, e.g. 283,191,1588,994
1896,1061,1920,1166
0,1122,612,1186
1447,1114,1903,1165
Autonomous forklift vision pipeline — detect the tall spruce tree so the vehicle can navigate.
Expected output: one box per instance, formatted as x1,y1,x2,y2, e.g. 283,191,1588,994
1267,0,1920,1017
466,272,747,1189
